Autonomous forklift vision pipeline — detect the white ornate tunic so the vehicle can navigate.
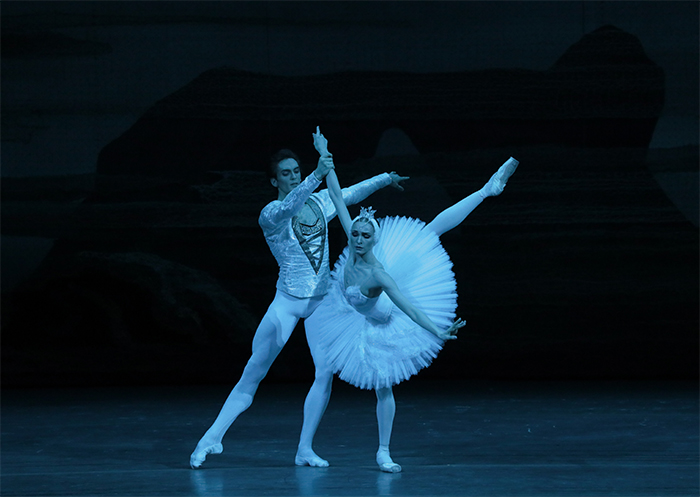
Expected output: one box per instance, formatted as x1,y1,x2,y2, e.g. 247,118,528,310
259,172,392,298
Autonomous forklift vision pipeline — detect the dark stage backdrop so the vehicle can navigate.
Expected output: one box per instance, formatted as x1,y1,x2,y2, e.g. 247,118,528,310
1,1,698,388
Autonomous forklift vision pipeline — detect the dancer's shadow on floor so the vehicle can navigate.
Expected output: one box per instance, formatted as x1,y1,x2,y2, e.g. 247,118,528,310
376,471,402,495
294,465,402,496
189,471,224,496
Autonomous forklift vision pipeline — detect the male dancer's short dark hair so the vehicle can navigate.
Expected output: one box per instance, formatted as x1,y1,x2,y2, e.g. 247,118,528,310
269,149,302,179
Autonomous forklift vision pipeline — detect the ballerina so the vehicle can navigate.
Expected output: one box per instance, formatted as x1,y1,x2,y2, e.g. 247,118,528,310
309,127,518,472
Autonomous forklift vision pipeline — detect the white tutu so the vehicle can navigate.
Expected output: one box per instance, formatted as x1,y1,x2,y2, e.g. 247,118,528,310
315,216,458,390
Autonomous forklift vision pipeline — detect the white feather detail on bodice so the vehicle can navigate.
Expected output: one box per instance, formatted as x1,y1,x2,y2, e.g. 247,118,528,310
342,284,393,323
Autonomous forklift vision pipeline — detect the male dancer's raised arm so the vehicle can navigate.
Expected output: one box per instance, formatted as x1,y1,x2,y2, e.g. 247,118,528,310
259,154,334,230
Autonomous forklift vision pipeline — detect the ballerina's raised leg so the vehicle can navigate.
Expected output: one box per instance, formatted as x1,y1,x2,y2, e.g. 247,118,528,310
425,157,519,237
367,157,519,473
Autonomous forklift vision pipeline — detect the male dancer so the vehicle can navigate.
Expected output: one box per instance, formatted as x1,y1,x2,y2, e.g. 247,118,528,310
190,138,408,469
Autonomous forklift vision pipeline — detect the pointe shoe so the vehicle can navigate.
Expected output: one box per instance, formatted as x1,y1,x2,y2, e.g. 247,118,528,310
482,157,519,197
376,448,402,473
189,442,223,469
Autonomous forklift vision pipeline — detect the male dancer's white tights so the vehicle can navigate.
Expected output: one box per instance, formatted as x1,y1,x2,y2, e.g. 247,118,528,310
191,290,329,466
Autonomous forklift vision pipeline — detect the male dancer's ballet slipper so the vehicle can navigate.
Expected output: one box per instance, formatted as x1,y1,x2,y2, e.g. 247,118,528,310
378,461,402,473
295,449,330,468
189,442,223,469
481,157,520,197
376,448,402,473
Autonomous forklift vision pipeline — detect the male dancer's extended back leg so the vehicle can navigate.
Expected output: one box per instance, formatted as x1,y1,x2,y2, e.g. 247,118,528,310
190,290,318,468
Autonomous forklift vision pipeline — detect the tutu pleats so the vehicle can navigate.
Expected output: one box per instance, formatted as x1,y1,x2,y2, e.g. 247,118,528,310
315,216,458,390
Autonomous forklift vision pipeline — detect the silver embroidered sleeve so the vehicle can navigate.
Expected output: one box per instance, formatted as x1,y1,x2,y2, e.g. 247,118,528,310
259,173,322,229
341,173,392,207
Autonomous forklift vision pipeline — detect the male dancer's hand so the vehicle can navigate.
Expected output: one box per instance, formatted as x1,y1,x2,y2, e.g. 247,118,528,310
313,155,335,181
388,171,409,191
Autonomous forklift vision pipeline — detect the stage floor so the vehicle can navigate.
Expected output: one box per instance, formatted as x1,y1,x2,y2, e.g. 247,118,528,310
2,380,698,496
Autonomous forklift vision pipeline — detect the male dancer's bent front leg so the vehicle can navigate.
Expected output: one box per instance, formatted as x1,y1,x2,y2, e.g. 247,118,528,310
190,290,321,468
296,310,334,467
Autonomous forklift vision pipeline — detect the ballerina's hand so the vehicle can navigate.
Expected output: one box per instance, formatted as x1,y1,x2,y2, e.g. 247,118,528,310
312,126,330,157
439,318,465,341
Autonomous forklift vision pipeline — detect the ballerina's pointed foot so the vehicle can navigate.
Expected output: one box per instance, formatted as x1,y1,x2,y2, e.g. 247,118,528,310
295,449,330,467
376,447,402,473
189,442,223,469
482,157,520,197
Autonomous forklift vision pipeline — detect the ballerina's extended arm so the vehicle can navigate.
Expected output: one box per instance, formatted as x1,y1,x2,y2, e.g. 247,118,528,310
374,269,464,341
313,127,354,239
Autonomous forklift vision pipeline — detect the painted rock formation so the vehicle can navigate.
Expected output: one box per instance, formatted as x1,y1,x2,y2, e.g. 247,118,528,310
3,26,696,387
97,25,664,179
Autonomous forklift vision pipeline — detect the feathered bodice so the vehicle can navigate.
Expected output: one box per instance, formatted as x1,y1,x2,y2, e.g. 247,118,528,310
342,284,393,324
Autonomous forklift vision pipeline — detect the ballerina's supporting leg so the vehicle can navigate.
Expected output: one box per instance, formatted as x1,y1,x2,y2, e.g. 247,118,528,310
189,292,301,469
376,386,402,473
